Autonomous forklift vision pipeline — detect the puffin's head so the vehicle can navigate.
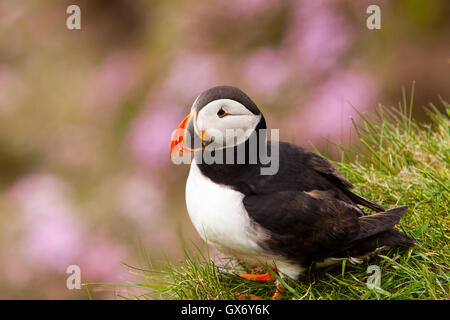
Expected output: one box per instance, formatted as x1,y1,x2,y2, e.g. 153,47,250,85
170,86,265,159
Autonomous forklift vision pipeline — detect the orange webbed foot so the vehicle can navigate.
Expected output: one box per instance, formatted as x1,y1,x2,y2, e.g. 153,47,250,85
239,267,277,282
238,282,285,300
238,268,285,300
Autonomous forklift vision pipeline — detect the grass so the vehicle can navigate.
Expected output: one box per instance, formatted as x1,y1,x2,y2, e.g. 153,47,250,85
92,87,449,300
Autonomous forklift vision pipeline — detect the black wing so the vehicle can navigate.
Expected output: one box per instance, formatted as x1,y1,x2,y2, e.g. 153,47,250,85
244,190,360,265
305,151,386,212
243,190,410,266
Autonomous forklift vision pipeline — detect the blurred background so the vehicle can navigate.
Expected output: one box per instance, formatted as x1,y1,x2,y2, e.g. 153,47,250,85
0,0,448,299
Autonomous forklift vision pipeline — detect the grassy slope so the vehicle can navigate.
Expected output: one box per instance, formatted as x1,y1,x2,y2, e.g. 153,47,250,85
117,92,449,300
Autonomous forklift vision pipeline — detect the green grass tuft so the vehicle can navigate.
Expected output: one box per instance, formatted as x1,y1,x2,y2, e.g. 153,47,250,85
105,89,449,300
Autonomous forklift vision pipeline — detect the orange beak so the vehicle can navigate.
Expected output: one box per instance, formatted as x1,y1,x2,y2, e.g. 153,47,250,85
170,113,192,158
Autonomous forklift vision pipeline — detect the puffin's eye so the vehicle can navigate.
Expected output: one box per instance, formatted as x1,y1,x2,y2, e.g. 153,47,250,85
217,108,227,118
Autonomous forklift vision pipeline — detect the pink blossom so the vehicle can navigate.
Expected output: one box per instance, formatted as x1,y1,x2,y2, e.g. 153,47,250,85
9,174,129,283
128,106,183,168
242,48,290,99
10,174,83,270
284,1,352,72
115,172,165,223
22,215,83,271
85,49,142,110
114,172,180,250
11,174,77,221
287,70,378,144
162,52,221,104
77,236,128,282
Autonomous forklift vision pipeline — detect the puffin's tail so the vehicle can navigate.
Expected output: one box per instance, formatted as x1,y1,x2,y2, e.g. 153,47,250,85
346,206,416,257
355,206,412,240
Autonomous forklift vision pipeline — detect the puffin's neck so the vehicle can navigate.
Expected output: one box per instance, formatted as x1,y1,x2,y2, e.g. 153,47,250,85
195,117,267,191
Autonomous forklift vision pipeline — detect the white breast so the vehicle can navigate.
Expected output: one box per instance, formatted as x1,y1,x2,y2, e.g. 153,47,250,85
185,160,308,279
185,160,267,260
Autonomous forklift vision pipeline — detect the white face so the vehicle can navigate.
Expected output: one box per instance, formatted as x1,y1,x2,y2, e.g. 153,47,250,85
195,99,262,149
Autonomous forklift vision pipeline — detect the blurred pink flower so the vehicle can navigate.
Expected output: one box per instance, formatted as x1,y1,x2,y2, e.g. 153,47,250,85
77,236,128,282
116,172,165,223
9,174,128,283
12,174,77,220
285,1,352,72
23,215,82,271
85,49,142,110
242,48,290,99
287,70,378,144
162,51,221,103
128,106,183,168
11,174,83,270
112,171,179,251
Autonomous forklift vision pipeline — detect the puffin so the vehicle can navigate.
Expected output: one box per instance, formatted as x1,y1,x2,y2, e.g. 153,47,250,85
170,85,415,298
